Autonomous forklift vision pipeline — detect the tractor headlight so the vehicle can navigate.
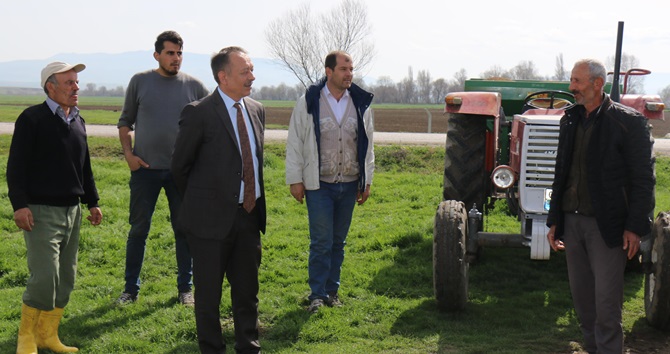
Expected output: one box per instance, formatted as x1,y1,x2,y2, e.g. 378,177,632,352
492,165,515,189
646,101,665,112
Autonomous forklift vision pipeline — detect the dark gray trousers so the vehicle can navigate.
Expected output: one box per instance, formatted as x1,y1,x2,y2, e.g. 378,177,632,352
564,213,627,354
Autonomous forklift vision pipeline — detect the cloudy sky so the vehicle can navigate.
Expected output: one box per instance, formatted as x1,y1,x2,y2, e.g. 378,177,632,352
3,0,669,92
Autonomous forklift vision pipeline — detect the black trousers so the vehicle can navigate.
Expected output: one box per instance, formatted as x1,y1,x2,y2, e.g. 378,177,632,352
188,207,262,354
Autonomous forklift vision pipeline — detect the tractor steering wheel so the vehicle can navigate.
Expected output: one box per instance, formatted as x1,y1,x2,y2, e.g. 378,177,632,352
523,90,576,110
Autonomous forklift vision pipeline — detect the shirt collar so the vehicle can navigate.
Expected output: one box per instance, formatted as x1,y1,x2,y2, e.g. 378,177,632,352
45,96,79,121
217,87,245,110
323,84,350,101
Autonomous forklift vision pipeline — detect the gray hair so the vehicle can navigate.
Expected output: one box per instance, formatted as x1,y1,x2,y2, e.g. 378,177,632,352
43,75,58,94
575,58,607,83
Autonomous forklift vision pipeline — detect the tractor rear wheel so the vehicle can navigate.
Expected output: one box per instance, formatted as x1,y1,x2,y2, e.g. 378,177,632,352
433,200,468,312
645,212,670,329
443,114,487,211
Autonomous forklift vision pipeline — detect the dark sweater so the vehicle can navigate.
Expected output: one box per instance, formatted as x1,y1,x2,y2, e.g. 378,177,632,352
7,102,99,211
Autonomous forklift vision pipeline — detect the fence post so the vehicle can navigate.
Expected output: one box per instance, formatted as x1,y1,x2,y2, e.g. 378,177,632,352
424,108,432,133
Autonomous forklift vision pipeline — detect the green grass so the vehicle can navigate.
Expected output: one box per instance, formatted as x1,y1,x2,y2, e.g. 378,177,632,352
0,136,668,353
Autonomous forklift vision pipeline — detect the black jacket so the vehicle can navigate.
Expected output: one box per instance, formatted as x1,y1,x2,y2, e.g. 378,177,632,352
305,77,374,192
546,94,655,247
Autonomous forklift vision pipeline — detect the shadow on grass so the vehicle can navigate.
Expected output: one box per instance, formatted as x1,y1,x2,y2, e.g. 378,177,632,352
369,232,654,352
261,308,312,352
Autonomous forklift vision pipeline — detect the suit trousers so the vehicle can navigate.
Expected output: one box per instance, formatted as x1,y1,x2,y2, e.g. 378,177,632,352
188,206,262,354
563,213,627,354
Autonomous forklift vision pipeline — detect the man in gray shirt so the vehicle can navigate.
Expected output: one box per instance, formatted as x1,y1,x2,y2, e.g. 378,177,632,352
116,30,209,306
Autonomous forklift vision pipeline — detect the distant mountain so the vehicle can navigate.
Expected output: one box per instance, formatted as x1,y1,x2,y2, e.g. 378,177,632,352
0,51,300,91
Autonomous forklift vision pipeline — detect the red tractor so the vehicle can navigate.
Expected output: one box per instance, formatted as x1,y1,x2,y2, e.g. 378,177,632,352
433,24,669,329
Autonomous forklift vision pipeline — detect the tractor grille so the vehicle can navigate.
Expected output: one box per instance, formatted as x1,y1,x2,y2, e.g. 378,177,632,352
522,125,560,188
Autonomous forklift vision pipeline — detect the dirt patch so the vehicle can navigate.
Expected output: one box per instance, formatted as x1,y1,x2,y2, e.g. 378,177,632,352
78,104,667,137
265,107,448,133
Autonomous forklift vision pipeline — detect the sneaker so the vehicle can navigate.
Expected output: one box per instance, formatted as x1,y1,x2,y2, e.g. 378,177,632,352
327,293,342,307
307,298,325,313
178,291,195,306
116,292,138,305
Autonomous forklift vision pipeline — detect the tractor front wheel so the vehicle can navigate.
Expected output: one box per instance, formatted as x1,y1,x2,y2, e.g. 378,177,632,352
645,212,670,329
433,200,469,312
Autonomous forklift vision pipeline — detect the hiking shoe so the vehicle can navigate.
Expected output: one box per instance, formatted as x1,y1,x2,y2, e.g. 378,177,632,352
307,299,325,313
327,293,342,307
179,291,195,307
116,292,138,305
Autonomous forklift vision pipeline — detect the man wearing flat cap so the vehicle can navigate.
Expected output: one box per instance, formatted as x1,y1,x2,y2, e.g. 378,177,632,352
7,61,102,354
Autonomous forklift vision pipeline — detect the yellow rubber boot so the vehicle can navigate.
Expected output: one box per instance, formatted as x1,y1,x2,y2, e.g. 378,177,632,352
35,307,78,353
16,303,40,354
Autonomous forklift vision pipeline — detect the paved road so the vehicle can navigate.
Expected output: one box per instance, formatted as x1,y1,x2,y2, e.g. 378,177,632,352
1,122,669,154
0,122,447,146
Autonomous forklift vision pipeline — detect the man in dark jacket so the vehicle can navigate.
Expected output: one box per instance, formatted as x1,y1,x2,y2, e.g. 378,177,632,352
546,59,654,353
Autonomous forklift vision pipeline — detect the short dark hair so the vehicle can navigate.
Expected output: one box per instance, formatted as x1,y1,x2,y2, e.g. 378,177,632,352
155,31,183,53
211,46,247,84
325,50,351,71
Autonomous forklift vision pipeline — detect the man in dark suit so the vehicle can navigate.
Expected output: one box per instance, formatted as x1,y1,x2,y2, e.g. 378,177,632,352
171,46,265,354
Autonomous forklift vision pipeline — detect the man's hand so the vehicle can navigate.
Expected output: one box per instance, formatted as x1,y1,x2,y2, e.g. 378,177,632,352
124,153,149,171
290,183,305,204
119,126,148,171
87,207,103,226
357,184,371,205
547,225,564,252
623,230,641,260
14,207,34,231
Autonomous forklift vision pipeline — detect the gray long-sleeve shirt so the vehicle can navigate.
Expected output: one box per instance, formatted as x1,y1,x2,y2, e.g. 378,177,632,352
118,70,209,169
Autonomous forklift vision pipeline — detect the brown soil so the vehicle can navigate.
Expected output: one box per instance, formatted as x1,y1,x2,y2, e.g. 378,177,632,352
80,105,667,137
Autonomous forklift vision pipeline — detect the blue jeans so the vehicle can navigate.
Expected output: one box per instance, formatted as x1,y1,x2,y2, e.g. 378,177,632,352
305,181,358,301
124,168,192,294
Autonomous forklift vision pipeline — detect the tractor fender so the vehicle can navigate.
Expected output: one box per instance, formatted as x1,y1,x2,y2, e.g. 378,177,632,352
444,92,502,117
620,94,665,120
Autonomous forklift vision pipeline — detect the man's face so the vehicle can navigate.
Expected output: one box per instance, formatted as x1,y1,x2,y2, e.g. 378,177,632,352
569,63,602,108
47,70,80,108
327,54,354,91
154,41,183,76
220,51,255,101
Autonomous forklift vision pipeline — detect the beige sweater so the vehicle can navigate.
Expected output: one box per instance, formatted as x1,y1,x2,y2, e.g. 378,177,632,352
285,92,374,190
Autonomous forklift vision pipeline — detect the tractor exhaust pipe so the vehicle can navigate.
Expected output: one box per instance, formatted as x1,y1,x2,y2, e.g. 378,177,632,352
610,21,624,103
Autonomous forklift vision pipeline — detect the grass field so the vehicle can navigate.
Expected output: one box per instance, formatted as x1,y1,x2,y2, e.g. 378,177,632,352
0,135,669,353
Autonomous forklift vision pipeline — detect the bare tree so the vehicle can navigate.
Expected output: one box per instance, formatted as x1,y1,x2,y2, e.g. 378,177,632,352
449,68,467,92
432,78,448,103
265,0,376,89
370,76,398,103
481,65,511,79
398,66,416,104
510,61,540,80
554,53,567,81
606,53,645,93
321,0,375,77
416,70,432,104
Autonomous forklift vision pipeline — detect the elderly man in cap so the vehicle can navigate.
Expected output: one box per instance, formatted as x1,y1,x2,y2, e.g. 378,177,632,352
7,61,102,354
